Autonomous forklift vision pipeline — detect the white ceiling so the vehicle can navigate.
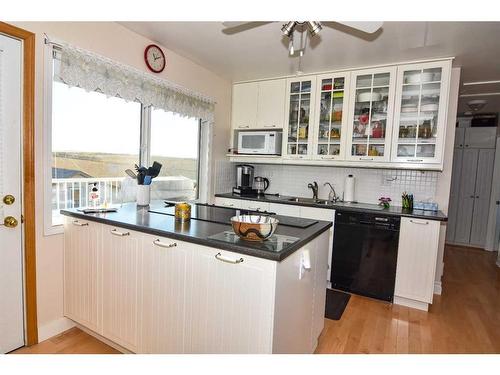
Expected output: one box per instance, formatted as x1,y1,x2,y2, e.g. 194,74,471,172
120,21,500,114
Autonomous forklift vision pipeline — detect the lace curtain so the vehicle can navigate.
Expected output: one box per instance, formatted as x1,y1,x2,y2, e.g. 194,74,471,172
54,43,215,122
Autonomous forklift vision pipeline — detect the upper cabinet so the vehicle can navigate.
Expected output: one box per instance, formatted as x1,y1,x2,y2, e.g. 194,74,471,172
229,58,454,170
391,60,451,164
283,76,317,158
256,79,286,129
232,79,286,130
313,73,351,160
346,67,397,162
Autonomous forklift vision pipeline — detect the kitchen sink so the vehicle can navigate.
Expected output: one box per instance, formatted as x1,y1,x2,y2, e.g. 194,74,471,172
287,197,334,206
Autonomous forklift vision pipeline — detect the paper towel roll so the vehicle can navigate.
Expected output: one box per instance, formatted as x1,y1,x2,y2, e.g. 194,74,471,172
344,174,356,202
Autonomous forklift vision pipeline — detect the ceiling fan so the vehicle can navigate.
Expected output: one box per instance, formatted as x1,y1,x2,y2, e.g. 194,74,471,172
222,21,384,56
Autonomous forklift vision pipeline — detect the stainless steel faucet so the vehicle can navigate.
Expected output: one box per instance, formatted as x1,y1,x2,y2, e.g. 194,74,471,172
324,182,340,202
308,181,319,200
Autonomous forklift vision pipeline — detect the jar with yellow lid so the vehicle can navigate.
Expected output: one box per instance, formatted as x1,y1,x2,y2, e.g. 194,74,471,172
175,202,191,222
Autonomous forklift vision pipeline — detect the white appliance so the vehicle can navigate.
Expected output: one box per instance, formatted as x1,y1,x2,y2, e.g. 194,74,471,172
237,131,282,155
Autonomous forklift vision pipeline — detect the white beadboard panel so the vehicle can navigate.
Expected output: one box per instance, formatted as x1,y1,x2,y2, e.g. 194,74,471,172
100,225,143,352
63,217,99,332
245,164,439,206
140,234,189,354
185,245,276,354
310,231,329,351
214,159,236,196
395,218,440,304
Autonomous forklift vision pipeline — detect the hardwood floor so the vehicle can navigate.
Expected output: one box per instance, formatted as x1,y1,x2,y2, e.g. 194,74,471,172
316,245,500,354
12,327,120,354
11,245,500,354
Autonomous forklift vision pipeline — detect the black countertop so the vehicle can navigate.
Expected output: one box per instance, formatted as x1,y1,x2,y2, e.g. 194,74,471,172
60,201,332,262
214,193,448,222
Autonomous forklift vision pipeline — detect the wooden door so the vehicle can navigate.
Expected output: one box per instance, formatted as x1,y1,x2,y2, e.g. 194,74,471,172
100,225,143,352
63,218,100,332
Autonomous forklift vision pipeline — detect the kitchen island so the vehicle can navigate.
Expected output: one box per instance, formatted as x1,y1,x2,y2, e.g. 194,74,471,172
60,201,332,354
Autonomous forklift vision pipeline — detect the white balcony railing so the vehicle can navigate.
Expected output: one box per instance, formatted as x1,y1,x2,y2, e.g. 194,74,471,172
52,176,197,217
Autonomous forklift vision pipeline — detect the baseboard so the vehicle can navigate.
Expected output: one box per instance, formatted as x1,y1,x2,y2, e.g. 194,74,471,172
393,296,429,311
75,323,131,354
434,281,442,295
37,317,76,342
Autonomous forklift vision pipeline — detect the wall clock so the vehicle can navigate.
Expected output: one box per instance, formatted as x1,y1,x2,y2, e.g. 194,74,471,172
144,44,166,73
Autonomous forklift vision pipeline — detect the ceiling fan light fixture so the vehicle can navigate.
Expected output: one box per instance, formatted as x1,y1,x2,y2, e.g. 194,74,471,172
307,21,322,37
281,21,296,37
467,99,487,112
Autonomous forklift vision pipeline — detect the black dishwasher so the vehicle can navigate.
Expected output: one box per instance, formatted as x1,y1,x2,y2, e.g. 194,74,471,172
331,210,400,302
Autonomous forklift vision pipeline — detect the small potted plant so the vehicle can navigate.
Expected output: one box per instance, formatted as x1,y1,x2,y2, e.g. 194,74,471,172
378,197,392,209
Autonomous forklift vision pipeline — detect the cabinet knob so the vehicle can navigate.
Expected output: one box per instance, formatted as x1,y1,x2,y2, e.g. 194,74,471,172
470,195,475,198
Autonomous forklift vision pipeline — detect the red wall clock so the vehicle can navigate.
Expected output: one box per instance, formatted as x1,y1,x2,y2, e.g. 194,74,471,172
144,44,166,73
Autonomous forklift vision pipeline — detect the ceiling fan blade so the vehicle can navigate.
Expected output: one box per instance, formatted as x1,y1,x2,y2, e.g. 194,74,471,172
335,21,383,34
222,21,253,28
221,21,275,35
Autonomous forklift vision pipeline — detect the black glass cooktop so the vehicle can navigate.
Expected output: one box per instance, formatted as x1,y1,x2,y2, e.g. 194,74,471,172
207,231,300,253
148,203,318,229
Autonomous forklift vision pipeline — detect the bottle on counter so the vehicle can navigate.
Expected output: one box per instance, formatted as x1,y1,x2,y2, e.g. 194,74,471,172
89,183,100,208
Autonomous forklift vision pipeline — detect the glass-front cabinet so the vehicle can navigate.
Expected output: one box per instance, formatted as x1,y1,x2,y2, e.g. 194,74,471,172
391,61,451,163
283,76,317,158
313,73,350,159
346,67,397,162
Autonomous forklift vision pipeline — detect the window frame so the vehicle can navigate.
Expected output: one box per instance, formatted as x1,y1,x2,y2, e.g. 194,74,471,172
43,43,211,235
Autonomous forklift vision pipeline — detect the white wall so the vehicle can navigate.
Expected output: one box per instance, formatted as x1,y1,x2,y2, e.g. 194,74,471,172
13,22,232,341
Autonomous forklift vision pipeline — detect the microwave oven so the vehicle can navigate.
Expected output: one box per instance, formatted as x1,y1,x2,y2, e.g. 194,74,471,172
237,131,282,155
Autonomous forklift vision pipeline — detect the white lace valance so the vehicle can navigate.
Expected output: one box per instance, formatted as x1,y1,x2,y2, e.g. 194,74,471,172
53,42,215,122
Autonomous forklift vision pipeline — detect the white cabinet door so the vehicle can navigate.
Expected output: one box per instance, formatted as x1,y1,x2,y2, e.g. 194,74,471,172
232,82,258,129
395,218,440,303
213,197,243,208
185,245,276,353
63,217,100,332
269,202,300,217
464,127,497,149
100,225,143,352
310,231,329,350
256,79,286,129
140,234,190,353
283,75,318,159
313,73,351,160
454,127,465,148
391,60,451,164
346,67,397,162
470,149,495,247
454,149,478,244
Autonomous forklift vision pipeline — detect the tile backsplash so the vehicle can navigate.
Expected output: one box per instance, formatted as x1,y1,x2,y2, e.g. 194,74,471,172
216,163,440,206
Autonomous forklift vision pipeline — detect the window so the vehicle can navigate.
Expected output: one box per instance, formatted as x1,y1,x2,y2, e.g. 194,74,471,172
150,108,201,200
46,48,207,232
51,82,141,225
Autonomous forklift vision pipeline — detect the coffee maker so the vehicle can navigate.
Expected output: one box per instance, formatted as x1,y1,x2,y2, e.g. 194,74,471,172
233,164,257,196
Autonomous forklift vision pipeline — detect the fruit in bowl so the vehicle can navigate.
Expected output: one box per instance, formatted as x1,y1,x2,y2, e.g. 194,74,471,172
230,215,279,242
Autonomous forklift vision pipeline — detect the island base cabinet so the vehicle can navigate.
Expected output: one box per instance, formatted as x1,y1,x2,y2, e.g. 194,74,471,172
394,218,440,311
63,217,100,332
63,220,330,353
100,225,143,353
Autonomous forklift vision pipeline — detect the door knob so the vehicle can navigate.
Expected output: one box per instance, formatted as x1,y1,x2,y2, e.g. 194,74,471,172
2,216,18,228
3,195,15,205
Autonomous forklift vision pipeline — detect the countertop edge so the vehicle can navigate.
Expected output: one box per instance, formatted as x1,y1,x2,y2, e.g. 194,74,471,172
60,209,332,262
214,193,448,222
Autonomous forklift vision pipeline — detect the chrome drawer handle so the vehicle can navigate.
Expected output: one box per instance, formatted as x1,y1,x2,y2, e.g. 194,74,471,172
359,157,374,161
406,159,424,162
410,219,429,225
72,220,88,227
110,228,130,236
264,124,276,128
238,125,250,128
153,239,177,248
215,252,244,264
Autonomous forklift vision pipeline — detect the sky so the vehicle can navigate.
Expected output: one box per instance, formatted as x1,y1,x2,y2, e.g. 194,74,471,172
52,82,199,159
